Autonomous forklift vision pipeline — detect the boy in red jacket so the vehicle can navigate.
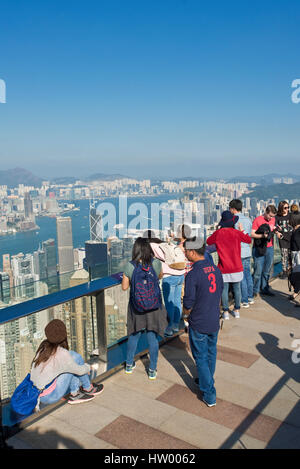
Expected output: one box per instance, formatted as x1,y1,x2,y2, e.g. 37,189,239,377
207,211,251,320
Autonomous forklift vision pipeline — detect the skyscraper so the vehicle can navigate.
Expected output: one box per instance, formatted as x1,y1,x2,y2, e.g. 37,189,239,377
24,192,33,219
56,217,74,275
89,202,103,242
2,253,13,289
0,272,10,304
84,240,108,278
33,248,47,280
42,239,57,278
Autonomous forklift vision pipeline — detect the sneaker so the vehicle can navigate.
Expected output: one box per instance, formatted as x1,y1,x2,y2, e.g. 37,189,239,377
164,326,174,337
172,323,180,333
202,398,216,408
223,311,230,320
233,310,240,319
253,293,259,299
82,383,104,396
248,298,255,305
67,391,95,405
125,361,136,374
148,369,157,380
241,303,249,308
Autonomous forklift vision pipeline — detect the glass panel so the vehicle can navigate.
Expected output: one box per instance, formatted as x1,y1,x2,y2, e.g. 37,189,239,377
0,294,98,401
273,236,281,265
0,257,132,310
104,284,130,347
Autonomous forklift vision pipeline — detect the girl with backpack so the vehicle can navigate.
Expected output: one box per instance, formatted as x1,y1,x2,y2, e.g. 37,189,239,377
122,237,168,380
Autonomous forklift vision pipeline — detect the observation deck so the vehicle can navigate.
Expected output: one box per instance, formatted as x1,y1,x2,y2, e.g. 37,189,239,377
1,269,300,449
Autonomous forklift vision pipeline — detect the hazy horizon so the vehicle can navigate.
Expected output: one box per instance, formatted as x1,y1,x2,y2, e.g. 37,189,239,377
1,0,300,179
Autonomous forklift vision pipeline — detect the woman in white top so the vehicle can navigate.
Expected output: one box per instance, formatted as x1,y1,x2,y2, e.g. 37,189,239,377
30,319,103,406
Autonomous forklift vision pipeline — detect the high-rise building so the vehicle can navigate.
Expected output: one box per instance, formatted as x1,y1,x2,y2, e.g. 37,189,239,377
24,192,33,219
56,217,74,274
0,320,20,398
0,272,10,304
33,248,47,280
67,269,95,360
123,236,135,258
89,204,103,242
42,239,57,278
74,247,86,270
84,240,108,278
2,253,13,289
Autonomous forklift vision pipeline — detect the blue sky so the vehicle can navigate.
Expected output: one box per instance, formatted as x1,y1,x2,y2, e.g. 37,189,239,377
0,0,299,179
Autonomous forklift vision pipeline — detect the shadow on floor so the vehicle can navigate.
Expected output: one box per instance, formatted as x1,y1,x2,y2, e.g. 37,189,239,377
8,427,85,449
219,332,300,448
259,282,300,320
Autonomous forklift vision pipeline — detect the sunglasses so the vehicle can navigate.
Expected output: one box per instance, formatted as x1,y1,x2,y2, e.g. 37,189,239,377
284,206,289,209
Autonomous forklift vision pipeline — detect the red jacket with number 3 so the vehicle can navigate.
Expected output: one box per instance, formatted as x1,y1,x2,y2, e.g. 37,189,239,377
206,228,252,275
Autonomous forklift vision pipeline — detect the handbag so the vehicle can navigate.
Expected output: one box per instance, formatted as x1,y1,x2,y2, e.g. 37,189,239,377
10,373,43,416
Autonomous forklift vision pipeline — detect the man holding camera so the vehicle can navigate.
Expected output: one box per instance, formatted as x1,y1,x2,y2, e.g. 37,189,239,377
251,205,277,297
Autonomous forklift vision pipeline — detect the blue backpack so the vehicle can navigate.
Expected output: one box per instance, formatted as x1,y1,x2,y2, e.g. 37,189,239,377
10,373,42,416
130,261,162,313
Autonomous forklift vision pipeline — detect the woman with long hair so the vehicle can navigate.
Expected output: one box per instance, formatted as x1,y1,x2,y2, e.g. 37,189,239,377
122,237,167,380
275,201,293,279
150,229,186,337
30,319,103,406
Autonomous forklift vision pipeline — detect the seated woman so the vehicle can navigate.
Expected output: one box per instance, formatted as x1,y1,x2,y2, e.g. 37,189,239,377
30,319,103,406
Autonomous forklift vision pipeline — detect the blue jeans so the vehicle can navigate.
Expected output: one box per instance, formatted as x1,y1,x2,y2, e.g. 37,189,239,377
189,327,218,405
253,246,274,294
241,257,254,303
126,330,159,371
162,275,184,327
40,351,91,405
221,281,241,311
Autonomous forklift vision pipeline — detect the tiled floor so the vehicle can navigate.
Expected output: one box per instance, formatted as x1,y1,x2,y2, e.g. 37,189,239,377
6,278,300,449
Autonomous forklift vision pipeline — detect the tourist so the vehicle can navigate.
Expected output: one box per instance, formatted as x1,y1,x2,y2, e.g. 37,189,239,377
252,205,277,297
290,204,299,215
30,319,103,407
122,237,168,380
150,234,186,337
229,199,254,308
275,201,293,279
206,210,252,320
289,213,300,306
176,224,193,274
182,237,223,407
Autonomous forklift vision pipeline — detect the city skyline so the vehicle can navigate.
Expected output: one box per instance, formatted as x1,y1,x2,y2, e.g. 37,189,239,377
0,0,300,179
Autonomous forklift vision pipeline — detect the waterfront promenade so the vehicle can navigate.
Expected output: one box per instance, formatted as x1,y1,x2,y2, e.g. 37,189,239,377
6,277,300,449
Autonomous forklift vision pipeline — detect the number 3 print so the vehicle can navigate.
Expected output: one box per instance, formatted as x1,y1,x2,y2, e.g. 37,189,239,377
208,273,216,293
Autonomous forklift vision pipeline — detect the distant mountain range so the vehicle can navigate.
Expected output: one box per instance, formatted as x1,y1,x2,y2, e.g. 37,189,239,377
1,168,300,194
226,173,300,184
0,167,44,188
0,168,130,188
245,182,300,200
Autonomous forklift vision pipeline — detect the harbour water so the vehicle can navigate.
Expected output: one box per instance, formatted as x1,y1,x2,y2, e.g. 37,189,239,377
0,195,180,264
